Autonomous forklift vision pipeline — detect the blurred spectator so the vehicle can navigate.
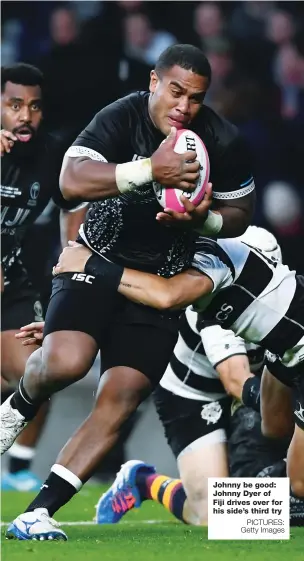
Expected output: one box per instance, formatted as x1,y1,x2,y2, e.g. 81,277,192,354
265,9,296,46
39,5,121,137
1,19,22,65
230,1,275,41
263,181,302,235
117,0,144,12
48,5,79,47
203,38,236,113
265,10,300,119
123,11,177,66
193,2,228,51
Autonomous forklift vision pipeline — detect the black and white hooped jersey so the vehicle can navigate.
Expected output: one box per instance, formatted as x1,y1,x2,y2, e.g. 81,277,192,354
68,91,254,277
1,133,77,282
160,307,265,400
191,237,304,368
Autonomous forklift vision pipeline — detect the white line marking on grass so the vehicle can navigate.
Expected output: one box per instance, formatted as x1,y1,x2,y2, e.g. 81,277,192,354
1,520,168,527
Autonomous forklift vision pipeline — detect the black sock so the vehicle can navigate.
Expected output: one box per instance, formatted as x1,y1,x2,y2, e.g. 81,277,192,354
9,456,31,474
1,389,14,404
10,378,45,421
26,472,79,517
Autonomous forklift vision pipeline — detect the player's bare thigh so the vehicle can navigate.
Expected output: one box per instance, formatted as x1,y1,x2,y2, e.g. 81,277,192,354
260,367,294,439
177,430,229,525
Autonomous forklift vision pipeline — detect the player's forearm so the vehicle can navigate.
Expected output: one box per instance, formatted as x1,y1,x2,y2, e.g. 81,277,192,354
60,158,120,201
216,355,254,400
216,355,261,411
118,269,211,310
118,270,173,309
60,156,153,202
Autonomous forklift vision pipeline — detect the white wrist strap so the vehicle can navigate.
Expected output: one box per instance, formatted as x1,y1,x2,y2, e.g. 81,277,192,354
115,158,153,194
195,211,223,236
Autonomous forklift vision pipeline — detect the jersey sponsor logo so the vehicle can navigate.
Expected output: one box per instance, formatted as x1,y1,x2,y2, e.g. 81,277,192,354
132,154,146,161
71,273,95,284
201,401,222,424
34,300,44,321
215,303,234,322
28,182,40,207
294,402,304,424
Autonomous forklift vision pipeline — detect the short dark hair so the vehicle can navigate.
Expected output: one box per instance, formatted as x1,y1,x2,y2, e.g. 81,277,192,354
1,63,43,93
155,44,212,83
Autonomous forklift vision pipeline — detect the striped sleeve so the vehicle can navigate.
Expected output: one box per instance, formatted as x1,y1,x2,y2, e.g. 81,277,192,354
191,239,234,292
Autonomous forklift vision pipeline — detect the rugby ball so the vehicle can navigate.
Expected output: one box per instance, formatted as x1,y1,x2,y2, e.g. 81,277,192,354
153,129,210,213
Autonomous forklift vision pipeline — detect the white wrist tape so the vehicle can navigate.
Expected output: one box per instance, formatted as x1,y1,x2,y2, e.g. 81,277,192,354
195,211,223,236
115,158,153,194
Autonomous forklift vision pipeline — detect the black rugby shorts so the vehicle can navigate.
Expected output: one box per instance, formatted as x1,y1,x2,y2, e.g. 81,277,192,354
153,385,231,458
44,273,179,386
228,405,289,477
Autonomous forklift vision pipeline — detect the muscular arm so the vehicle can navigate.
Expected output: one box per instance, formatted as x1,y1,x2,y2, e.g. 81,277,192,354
212,190,256,237
60,154,120,201
118,268,213,310
216,355,254,400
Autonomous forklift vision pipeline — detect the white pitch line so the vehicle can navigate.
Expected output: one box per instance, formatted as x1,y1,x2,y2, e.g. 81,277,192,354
1,520,167,527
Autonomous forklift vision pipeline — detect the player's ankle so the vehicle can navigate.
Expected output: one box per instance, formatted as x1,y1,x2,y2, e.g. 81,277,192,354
25,465,83,517
135,470,158,500
10,378,45,421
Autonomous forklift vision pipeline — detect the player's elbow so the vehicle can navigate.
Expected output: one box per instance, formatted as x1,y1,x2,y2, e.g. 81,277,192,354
155,292,176,311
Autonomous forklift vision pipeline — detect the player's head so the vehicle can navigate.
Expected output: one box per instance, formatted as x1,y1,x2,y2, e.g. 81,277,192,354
1,63,43,150
239,226,282,263
149,44,211,136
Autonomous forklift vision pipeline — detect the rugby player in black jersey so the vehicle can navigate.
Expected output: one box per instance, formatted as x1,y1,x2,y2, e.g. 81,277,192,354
1,63,86,492
1,45,256,540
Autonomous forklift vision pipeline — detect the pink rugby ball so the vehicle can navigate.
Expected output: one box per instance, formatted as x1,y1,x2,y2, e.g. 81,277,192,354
153,129,210,213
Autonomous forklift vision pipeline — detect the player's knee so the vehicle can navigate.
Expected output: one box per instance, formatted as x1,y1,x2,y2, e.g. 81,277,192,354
290,478,304,498
24,347,43,378
40,345,87,386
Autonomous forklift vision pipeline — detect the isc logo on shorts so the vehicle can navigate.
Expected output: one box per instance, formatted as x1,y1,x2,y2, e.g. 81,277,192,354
71,273,95,284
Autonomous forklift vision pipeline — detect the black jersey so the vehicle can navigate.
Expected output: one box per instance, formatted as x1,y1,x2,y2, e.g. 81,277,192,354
1,133,75,282
70,91,254,277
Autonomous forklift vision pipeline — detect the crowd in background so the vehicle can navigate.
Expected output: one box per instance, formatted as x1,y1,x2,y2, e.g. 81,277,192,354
2,0,304,293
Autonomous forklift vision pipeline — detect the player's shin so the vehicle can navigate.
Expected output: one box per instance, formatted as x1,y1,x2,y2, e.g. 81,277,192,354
136,471,188,523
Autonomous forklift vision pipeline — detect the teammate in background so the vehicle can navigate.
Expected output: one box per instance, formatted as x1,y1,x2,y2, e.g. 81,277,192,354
1,45,256,541
1,63,86,491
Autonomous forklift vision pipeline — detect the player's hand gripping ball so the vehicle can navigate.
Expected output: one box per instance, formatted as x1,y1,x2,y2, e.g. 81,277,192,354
153,129,210,213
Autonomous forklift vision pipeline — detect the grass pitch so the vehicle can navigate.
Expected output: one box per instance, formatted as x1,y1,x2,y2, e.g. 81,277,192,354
1,485,303,561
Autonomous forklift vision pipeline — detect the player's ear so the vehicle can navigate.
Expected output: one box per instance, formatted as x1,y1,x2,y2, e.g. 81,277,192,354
149,70,159,93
